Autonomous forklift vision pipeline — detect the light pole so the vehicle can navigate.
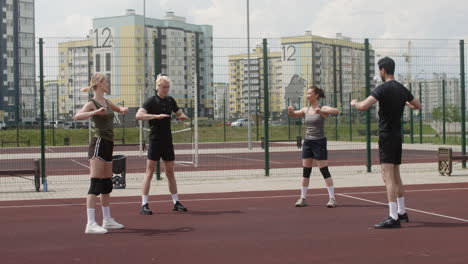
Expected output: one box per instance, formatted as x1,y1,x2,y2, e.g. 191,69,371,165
246,0,252,149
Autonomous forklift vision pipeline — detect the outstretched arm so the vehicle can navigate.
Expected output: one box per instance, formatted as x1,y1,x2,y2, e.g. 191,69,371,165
406,98,422,110
287,106,305,118
175,110,189,121
317,106,339,116
108,100,129,114
135,108,170,121
350,96,378,111
74,101,106,120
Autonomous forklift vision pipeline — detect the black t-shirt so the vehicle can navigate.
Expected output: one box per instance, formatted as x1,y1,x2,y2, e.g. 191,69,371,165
142,95,180,140
370,80,414,136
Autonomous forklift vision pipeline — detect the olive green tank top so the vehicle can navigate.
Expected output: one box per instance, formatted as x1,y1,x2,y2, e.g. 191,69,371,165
91,99,114,141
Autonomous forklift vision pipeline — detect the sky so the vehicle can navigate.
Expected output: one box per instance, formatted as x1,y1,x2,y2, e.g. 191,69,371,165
36,0,468,40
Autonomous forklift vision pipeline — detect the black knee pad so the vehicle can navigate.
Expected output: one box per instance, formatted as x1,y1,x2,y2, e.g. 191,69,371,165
88,178,102,196
303,167,312,178
320,166,331,179
101,178,113,194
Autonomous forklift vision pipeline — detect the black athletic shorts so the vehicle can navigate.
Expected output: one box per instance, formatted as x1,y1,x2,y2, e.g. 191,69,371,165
378,135,402,165
302,138,328,160
88,137,114,162
148,140,175,161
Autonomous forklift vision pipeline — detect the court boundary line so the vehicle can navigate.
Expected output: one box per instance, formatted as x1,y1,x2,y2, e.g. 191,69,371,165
215,154,282,164
338,193,468,223
1,186,468,210
70,159,90,169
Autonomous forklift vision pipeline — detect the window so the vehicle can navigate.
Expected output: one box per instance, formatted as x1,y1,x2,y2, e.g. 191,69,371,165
7,96,14,105
105,53,111,71
95,54,100,72
106,73,111,95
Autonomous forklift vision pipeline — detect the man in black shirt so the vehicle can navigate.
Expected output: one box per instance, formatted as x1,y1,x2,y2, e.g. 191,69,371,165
351,57,421,228
136,75,189,214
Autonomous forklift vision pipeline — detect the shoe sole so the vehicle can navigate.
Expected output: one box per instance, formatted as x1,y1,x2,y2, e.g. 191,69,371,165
374,226,401,229
103,226,124,229
374,224,401,229
295,204,307,207
173,208,188,212
326,205,336,208
85,231,108,234
140,211,153,215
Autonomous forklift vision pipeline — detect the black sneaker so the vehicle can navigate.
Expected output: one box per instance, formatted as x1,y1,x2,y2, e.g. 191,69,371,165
173,201,188,212
374,216,401,229
398,213,409,222
140,203,153,215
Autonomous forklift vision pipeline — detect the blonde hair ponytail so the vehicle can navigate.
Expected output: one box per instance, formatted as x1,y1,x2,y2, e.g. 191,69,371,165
81,72,106,92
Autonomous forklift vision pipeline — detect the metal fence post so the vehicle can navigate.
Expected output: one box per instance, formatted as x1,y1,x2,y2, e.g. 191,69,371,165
460,40,466,168
154,37,162,180
262,38,269,176
442,79,446,144
39,38,47,192
419,82,423,144
349,93,352,141
410,83,414,143
364,39,372,172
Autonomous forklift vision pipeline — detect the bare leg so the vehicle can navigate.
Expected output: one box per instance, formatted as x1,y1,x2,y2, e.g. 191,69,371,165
142,160,156,196
163,161,177,194
381,163,398,202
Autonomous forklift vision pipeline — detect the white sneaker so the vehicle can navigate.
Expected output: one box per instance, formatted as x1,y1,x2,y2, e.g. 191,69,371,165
102,218,124,229
326,197,337,208
295,197,307,207
85,222,108,234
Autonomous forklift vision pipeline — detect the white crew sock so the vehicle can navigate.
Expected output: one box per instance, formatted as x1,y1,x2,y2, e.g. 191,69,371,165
326,186,335,199
102,206,111,221
301,186,308,199
87,208,96,225
171,193,179,204
389,202,398,220
142,195,148,206
397,197,406,215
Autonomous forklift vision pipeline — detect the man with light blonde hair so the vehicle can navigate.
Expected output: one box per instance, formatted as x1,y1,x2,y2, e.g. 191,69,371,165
136,74,189,215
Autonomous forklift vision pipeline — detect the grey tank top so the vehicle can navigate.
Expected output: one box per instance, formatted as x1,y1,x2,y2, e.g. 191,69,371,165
304,107,325,140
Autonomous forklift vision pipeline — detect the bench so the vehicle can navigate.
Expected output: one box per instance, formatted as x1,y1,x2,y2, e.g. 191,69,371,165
438,147,468,176
261,136,302,149
0,159,41,191
1,139,31,147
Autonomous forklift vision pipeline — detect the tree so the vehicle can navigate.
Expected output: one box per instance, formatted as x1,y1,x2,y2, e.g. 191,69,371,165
432,104,460,122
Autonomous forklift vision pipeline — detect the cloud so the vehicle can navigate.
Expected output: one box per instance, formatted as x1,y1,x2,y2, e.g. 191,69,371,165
310,0,468,39
35,0,468,40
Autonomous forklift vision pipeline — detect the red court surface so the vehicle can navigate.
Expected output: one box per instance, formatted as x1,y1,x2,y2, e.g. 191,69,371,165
1,183,468,264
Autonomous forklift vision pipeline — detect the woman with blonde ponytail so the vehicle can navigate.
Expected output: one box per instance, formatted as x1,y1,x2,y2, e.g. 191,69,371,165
74,72,129,234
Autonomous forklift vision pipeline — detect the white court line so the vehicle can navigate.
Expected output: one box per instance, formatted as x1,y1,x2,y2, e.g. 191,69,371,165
216,154,282,164
1,187,468,210
70,159,90,169
46,148,54,152
338,193,468,223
